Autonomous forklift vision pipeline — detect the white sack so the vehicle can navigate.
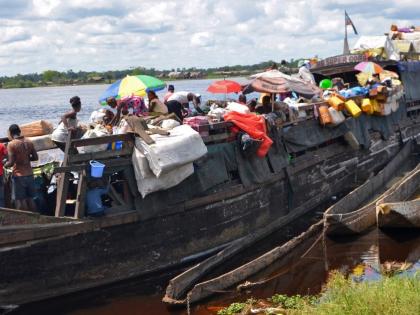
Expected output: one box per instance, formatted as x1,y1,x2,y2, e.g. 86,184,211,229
28,134,56,151
78,124,109,154
161,119,180,130
132,148,194,198
135,124,207,177
226,102,250,114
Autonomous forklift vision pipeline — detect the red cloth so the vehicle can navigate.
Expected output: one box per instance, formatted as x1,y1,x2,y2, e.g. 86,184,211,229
224,112,273,157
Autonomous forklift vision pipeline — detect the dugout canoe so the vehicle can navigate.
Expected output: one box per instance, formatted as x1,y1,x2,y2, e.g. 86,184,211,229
163,220,324,305
376,167,420,229
323,140,418,236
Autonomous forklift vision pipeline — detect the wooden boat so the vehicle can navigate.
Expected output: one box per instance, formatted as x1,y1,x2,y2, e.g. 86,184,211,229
163,221,324,305
377,166,420,229
2,60,420,306
323,140,418,236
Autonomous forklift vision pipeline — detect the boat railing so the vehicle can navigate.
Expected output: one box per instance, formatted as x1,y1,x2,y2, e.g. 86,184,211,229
54,133,136,219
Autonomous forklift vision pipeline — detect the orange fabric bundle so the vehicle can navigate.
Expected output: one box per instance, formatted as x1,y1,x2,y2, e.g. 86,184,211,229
224,112,273,157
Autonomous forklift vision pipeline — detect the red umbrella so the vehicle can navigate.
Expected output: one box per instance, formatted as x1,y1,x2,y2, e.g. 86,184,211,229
207,80,242,94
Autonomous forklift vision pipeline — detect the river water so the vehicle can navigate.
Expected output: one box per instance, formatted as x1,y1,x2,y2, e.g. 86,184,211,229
0,78,253,137
10,228,420,315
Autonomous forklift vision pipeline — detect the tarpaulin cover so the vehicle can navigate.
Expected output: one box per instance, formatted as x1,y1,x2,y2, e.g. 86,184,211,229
235,145,272,187
398,62,420,102
224,111,273,157
282,102,406,152
353,36,399,60
282,119,349,153
243,76,321,99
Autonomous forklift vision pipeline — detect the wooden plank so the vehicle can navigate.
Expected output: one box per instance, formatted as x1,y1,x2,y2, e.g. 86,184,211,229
70,134,133,148
54,157,132,173
68,147,132,164
74,171,87,219
55,134,72,217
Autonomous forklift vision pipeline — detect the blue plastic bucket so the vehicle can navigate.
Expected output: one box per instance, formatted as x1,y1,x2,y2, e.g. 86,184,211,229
90,160,105,178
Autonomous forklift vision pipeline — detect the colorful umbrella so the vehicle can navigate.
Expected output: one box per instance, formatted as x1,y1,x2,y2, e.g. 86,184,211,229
207,80,242,94
99,75,166,104
354,61,383,74
242,76,321,99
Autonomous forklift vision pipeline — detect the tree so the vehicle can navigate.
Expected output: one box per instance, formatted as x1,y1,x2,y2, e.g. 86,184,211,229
42,70,61,82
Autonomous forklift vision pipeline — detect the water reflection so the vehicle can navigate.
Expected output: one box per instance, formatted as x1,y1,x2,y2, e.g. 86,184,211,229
11,228,420,315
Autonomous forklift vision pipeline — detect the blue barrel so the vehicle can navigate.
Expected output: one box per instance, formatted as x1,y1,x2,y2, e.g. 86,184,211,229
90,160,105,178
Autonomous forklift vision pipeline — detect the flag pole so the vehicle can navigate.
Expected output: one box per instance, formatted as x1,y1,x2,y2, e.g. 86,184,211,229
343,11,350,55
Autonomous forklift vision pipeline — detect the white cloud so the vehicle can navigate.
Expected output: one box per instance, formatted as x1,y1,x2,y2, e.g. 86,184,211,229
0,0,419,76
190,32,214,47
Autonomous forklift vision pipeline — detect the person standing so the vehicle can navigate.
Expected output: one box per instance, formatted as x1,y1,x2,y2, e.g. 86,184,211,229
4,124,38,212
164,84,175,104
51,96,82,152
0,142,7,207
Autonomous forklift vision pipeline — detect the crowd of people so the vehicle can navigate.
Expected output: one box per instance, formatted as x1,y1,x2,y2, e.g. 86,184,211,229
0,76,299,213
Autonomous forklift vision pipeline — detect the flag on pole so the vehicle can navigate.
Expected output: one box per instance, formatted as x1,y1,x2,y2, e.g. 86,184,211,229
345,11,358,35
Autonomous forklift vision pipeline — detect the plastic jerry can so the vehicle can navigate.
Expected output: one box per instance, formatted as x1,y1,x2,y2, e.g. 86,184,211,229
319,105,332,125
345,100,362,118
372,99,382,114
361,98,373,115
328,107,345,125
327,95,345,111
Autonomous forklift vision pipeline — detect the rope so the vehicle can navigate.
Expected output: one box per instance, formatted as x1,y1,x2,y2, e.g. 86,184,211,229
186,293,191,315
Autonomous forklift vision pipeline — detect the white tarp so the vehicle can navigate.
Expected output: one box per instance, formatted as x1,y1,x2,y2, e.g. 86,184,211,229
132,148,193,198
353,36,400,60
135,124,207,177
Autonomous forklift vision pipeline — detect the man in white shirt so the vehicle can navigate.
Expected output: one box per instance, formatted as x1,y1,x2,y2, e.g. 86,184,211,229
166,91,203,120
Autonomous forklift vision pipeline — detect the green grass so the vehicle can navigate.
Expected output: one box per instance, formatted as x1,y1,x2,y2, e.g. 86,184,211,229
217,271,420,315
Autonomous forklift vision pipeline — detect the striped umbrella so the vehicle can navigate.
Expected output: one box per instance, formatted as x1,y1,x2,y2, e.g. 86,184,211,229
99,75,166,104
354,61,384,74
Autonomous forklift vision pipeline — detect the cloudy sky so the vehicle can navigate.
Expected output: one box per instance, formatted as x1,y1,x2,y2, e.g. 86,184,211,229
0,0,419,76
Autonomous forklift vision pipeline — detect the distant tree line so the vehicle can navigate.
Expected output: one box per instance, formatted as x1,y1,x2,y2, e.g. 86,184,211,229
0,59,302,89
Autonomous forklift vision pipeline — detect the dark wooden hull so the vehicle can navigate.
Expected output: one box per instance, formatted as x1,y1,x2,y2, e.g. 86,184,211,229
0,124,419,306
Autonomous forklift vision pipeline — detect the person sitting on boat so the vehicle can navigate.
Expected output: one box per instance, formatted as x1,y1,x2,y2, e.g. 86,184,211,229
238,94,247,105
120,95,147,116
166,91,203,120
255,95,272,114
247,99,257,112
0,142,7,208
164,84,175,105
51,96,82,153
147,90,168,116
4,124,38,212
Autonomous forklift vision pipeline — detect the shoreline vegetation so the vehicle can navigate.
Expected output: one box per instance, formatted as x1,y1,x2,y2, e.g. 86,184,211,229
0,59,300,89
216,271,420,315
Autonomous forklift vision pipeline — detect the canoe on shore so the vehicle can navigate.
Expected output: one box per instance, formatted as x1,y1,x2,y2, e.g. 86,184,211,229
163,220,324,305
377,200,420,228
376,168,420,229
323,140,418,236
